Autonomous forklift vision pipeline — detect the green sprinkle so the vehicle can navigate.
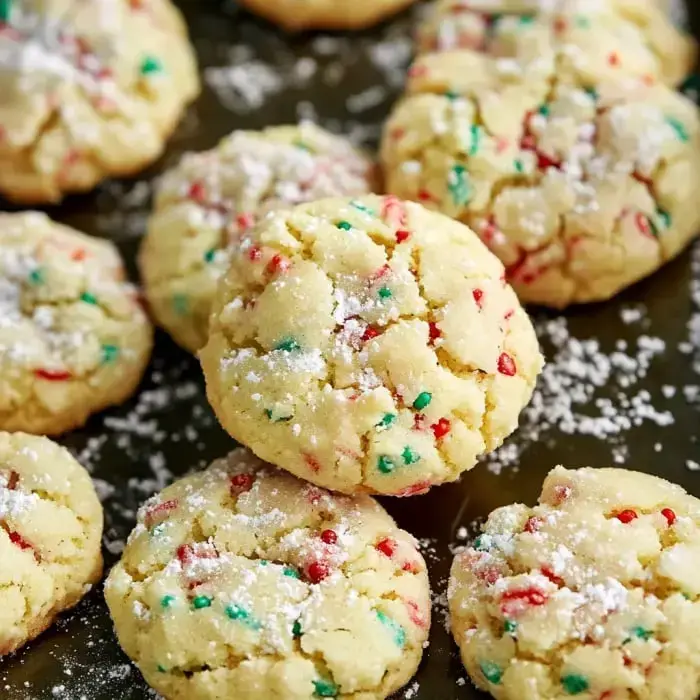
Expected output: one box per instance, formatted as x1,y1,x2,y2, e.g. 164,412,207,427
294,140,310,151
204,248,217,263
561,674,589,695
504,619,517,636
192,595,212,610
378,286,392,300
624,626,653,644
292,620,303,637
657,209,671,229
445,90,460,101
157,665,168,673
401,446,420,465
473,535,489,551
172,293,188,315
349,200,375,215
469,125,481,156
140,55,163,76
275,338,301,352
666,116,689,142
377,456,395,474
259,560,269,566
518,14,535,25
336,220,353,231
480,661,503,685
447,164,471,206
575,15,591,29
412,392,432,410
160,595,176,609
0,0,13,22
514,159,524,174
283,567,300,578
538,104,550,117
376,610,406,648
151,523,166,537
584,86,599,102
225,604,261,629
264,408,293,423
28,268,44,285
313,679,338,698
376,413,397,430
101,344,119,364
80,291,98,305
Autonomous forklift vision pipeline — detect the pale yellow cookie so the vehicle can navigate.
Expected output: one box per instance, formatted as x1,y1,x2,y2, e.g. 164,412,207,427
449,465,700,700
0,0,200,204
200,195,543,496
381,50,700,308
415,0,695,87
140,124,375,353
105,449,431,700
0,432,103,656
237,0,417,31
0,212,153,435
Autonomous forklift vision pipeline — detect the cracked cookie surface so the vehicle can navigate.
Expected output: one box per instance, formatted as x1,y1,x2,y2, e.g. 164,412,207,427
0,431,103,656
0,0,199,204
416,0,695,87
105,449,431,700
140,123,375,353
0,212,153,435
449,466,700,700
200,195,543,496
380,50,700,308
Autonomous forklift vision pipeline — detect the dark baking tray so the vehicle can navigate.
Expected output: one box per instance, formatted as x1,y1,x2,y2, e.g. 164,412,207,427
1,1,699,698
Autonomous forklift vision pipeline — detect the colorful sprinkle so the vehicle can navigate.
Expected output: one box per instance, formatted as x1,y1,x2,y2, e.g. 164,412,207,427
395,229,411,243
264,408,293,422
292,620,303,636
378,286,392,300
607,51,620,67
376,537,397,558
431,418,451,440
28,268,44,285
101,344,119,364
191,595,212,610
376,413,397,430
503,619,518,636
336,221,352,231
283,566,300,578
428,322,441,343
377,456,395,474
140,55,162,75
80,292,98,305
624,626,653,643
561,674,589,695
304,453,322,473
480,661,502,685
204,248,216,263
225,604,261,629
666,116,689,142
473,536,489,551
362,326,380,342
514,159,525,174
34,368,72,381
267,254,290,275
469,125,481,156
160,595,176,608
472,288,484,308
236,212,255,230
616,509,638,524
497,353,517,376
144,499,178,528
538,104,550,117
230,473,254,494
350,200,375,215
248,245,262,261
306,561,330,584
320,529,337,545
524,516,542,533
0,0,13,22
500,586,548,616
376,610,406,648
275,338,301,352
401,446,420,465
8,531,32,551
657,209,671,230
412,392,432,411
157,665,168,673
447,164,471,206
661,508,676,526
187,181,206,203
312,679,338,698
172,293,188,315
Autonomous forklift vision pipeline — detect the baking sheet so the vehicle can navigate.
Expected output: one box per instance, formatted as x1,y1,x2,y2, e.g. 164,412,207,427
0,1,699,698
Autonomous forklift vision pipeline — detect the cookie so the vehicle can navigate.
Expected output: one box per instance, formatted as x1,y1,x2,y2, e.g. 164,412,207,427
139,124,375,353
0,212,153,435
415,0,695,86
105,449,431,700
237,0,417,31
200,194,543,496
0,0,199,204
380,50,700,308
0,432,103,656
448,465,700,700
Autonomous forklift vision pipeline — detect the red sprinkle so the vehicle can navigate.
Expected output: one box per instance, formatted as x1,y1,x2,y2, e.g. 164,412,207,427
396,229,411,244
236,212,255,230
144,499,179,528
661,508,676,526
248,245,262,262
35,368,72,381
402,560,420,573
497,353,517,376
431,418,451,440
472,288,484,308
413,414,427,431
608,51,620,67
552,485,572,504
404,599,428,629
476,564,502,585
306,561,330,584
504,309,515,321
616,509,638,524
2,470,19,490
362,326,380,342
303,453,322,473
187,181,207,204
500,586,548,616
71,249,87,262
553,16,568,33
177,543,218,566
230,473,254,495
394,481,432,497
376,537,398,558
320,529,337,545
267,254,290,275
417,189,436,203
524,516,542,533
428,322,441,343
407,64,428,79
9,531,32,551
390,127,405,141
540,566,565,586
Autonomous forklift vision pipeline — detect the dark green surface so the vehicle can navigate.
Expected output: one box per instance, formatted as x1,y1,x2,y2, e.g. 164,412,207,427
1,1,699,698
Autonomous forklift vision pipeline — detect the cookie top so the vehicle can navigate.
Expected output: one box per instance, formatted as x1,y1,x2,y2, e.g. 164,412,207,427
105,449,431,700
0,432,104,656
416,0,695,87
0,0,200,204
139,123,375,353
0,212,153,435
381,50,700,308
200,194,543,496
236,0,418,31
449,466,700,700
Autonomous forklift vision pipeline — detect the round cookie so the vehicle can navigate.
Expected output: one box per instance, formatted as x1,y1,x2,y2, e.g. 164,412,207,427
415,0,695,86
0,0,200,204
448,466,700,700
140,124,375,353
0,432,103,656
381,50,700,308
237,0,417,31
200,194,543,496
0,212,153,435
105,449,431,700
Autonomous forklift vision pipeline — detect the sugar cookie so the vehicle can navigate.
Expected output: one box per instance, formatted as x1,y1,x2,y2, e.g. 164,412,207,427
0,212,153,435
140,124,375,353
449,465,700,699
381,50,700,308
0,432,103,656
200,195,543,496
105,449,431,700
0,0,199,204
